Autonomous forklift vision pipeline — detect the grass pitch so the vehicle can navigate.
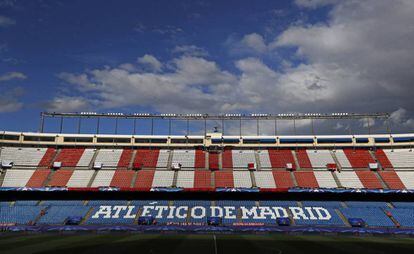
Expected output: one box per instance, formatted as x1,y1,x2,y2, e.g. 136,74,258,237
0,233,413,254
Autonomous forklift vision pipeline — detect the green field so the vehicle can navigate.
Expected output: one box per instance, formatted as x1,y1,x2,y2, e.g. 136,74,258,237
0,233,413,254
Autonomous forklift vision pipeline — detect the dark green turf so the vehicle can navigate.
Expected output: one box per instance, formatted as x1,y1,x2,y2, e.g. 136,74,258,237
0,233,414,254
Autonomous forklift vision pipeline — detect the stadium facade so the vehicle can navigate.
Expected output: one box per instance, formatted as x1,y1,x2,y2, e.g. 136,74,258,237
1,112,414,234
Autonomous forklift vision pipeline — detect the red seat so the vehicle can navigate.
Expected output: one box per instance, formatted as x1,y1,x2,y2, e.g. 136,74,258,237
222,149,233,169
215,171,234,188
343,149,375,168
26,169,50,187
54,148,85,167
375,149,394,170
110,170,135,188
294,171,318,188
134,170,155,188
355,171,382,189
272,171,294,188
194,171,211,188
48,170,73,186
117,149,133,168
295,149,313,169
38,148,56,167
134,149,160,168
209,152,219,170
194,149,206,168
379,171,405,189
268,149,295,169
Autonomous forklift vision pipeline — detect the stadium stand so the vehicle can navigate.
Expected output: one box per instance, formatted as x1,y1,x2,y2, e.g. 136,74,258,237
232,150,256,169
334,171,364,188
272,171,294,188
66,170,94,187
383,149,414,168
295,149,312,169
257,150,272,169
91,170,115,187
134,170,155,188
94,149,123,169
395,171,414,189
313,170,338,188
47,169,73,187
215,171,234,188
268,149,295,169
208,152,219,170
0,147,47,167
378,171,405,189
294,171,319,188
233,171,252,188
343,149,375,168
254,171,276,188
176,170,194,188
152,170,174,187
54,148,86,167
307,149,335,169
26,169,50,187
355,171,382,189
2,169,35,187
333,150,352,168
133,149,159,168
193,170,211,188
171,149,195,168
222,149,233,169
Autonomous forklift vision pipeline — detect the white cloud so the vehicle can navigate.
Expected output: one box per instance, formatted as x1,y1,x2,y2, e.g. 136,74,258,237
0,72,27,82
240,33,268,53
0,87,24,113
294,0,339,9
137,54,162,72
390,108,414,128
173,45,208,57
0,15,15,27
44,96,92,113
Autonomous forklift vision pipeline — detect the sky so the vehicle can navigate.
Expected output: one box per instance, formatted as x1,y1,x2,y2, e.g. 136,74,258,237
1,0,414,135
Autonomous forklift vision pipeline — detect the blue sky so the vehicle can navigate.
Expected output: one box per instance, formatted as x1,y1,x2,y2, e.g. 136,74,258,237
1,0,414,135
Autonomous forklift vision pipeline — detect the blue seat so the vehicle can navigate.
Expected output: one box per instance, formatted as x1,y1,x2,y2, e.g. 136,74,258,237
340,208,394,227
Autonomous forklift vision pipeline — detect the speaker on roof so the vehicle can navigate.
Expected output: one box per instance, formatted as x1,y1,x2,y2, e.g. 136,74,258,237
369,163,379,171
93,162,103,170
1,160,13,169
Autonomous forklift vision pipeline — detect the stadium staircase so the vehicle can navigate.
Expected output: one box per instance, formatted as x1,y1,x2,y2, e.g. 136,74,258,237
291,150,301,170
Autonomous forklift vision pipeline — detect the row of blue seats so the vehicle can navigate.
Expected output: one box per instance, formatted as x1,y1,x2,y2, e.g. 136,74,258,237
2,200,412,207
1,201,413,227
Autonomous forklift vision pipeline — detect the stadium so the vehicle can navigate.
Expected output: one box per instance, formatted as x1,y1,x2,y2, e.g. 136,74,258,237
1,112,414,253
2,0,414,253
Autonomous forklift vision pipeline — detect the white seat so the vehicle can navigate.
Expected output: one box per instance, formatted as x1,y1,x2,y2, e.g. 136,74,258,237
66,170,94,187
233,171,252,188
1,169,35,187
171,150,195,168
253,171,275,188
307,150,335,168
91,170,115,187
334,171,364,188
176,171,195,188
94,149,123,169
152,171,174,187
314,170,338,188
0,147,47,167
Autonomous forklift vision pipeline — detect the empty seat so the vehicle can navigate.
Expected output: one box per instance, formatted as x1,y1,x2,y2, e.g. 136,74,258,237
257,150,272,169
54,148,86,167
294,171,319,188
295,149,312,169
156,150,170,168
375,149,393,169
307,150,335,169
134,170,155,188
215,171,234,188
314,171,338,188
0,147,47,167
268,150,295,169
194,171,211,188
76,149,95,167
233,171,252,188
383,149,414,169
231,150,256,169
110,170,134,188
355,171,382,189
343,149,375,169
272,171,294,188
334,171,364,188
171,150,195,168
176,170,195,188
25,169,50,187
117,149,133,168
208,152,219,170
91,170,115,187
48,170,73,187
395,171,414,189
133,149,159,168
378,171,405,189
334,150,352,168
1,169,35,187
94,149,123,169
254,171,276,188
152,171,174,187
66,170,94,187
222,149,233,169
194,149,206,168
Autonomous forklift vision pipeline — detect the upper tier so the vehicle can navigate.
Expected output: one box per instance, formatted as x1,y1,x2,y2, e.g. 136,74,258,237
1,131,414,148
